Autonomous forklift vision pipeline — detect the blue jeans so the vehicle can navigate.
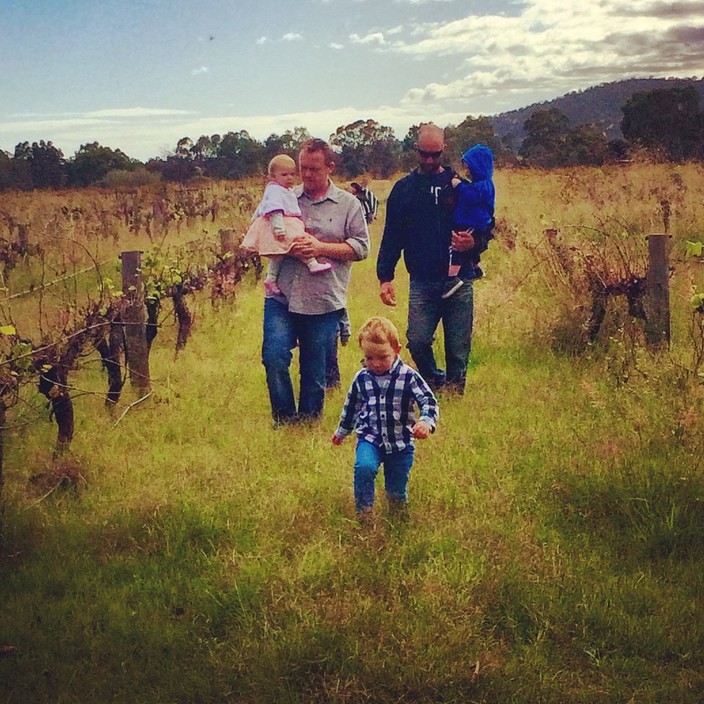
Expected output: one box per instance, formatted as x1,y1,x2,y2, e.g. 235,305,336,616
262,297,342,422
354,440,415,511
407,278,474,391
325,331,341,389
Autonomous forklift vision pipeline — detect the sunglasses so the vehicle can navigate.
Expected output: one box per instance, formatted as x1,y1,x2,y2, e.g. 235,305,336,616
416,147,444,159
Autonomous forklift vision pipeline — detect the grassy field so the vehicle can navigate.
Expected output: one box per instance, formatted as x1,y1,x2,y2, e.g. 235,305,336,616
1,165,704,703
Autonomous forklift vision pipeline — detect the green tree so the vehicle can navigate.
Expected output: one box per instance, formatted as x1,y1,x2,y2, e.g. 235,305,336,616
567,124,610,166
13,140,66,189
330,119,401,178
192,134,220,161
264,127,311,161
67,142,135,187
519,109,572,167
0,151,9,190
446,115,505,166
214,130,266,179
175,137,194,159
621,86,703,161
190,134,222,177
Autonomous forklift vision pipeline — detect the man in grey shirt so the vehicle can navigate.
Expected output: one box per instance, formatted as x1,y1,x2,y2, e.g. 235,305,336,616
262,138,369,423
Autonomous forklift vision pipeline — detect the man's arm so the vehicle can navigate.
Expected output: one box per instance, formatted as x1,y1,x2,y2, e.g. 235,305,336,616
377,187,404,281
377,182,405,306
290,193,369,262
379,281,396,307
289,236,358,261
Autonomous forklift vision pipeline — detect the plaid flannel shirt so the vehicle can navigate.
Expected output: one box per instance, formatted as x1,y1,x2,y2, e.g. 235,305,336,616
335,356,439,453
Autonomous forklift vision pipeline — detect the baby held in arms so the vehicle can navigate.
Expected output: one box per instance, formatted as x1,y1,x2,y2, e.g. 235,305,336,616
242,153,330,295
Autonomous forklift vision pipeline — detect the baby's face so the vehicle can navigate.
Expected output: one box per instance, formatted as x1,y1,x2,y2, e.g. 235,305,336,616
361,340,398,375
272,164,297,189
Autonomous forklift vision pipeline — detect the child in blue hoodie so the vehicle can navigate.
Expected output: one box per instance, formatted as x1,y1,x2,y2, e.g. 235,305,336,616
442,144,496,299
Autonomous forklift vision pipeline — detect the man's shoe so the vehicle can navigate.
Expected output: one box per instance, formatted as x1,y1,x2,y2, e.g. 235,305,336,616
441,276,464,299
427,370,446,392
356,507,374,526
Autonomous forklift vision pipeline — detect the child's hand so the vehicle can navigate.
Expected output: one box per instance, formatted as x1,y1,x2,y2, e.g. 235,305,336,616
412,421,431,439
452,229,476,252
331,433,344,445
451,177,461,188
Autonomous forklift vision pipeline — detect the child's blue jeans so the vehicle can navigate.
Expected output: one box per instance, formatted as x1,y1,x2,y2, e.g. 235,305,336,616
354,440,415,511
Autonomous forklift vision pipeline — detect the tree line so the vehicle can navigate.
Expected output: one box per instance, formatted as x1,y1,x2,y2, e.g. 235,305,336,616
2,86,704,192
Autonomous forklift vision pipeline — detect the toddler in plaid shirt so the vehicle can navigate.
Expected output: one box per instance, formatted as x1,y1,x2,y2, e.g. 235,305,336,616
332,316,439,519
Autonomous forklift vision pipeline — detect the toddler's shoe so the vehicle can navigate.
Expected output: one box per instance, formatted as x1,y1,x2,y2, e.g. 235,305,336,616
441,276,464,299
307,261,332,274
264,279,281,296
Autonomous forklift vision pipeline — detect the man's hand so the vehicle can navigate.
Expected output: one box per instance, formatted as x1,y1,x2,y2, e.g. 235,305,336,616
331,433,344,445
452,229,475,252
380,281,396,307
412,420,431,439
288,233,322,260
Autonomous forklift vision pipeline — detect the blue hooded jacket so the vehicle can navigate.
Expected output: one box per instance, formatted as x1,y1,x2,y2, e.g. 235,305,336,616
453,144,495,231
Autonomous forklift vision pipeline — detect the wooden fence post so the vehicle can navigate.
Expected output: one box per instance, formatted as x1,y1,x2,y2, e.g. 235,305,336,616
16,224,29,254
219,228,235,272
0,401,5,496
644,233,671,348
120,250,151,393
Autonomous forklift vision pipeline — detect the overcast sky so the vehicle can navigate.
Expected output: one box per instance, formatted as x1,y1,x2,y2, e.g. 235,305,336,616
2,0,703,161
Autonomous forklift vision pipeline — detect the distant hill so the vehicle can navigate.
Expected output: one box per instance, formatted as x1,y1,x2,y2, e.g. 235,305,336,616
491,77,704,151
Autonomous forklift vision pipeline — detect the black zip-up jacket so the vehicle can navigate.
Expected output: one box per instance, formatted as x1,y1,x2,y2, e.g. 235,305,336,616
377,167,457,283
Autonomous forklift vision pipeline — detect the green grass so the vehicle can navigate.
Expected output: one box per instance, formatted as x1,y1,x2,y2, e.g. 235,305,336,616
2,177,704,703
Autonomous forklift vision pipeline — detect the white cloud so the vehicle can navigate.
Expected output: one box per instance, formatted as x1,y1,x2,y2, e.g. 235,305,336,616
191,66,210,76
84,108,193,118
386,0,704,108
4,0,704,161
350,31,387,45
0,102,475,160
0,108,197,159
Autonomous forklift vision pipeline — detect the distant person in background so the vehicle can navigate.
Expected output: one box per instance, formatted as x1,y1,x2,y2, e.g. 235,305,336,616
331,316,439,521
262,139,369,424
377,123,478,394
442,144,495,299
350,182,379,225
241,154,331,296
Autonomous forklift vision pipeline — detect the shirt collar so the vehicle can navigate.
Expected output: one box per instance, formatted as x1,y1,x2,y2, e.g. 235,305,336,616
296,179,339,204
388,355,403,374
363,355,403,377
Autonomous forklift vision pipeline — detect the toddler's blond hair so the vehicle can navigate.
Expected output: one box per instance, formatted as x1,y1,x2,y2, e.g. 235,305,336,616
358,316,401,349
268,154,296,177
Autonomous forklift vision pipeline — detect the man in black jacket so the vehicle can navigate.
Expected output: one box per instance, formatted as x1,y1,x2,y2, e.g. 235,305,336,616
377,123,478,393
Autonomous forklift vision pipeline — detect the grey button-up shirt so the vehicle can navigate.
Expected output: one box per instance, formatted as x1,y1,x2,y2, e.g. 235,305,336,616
270,179,370,315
